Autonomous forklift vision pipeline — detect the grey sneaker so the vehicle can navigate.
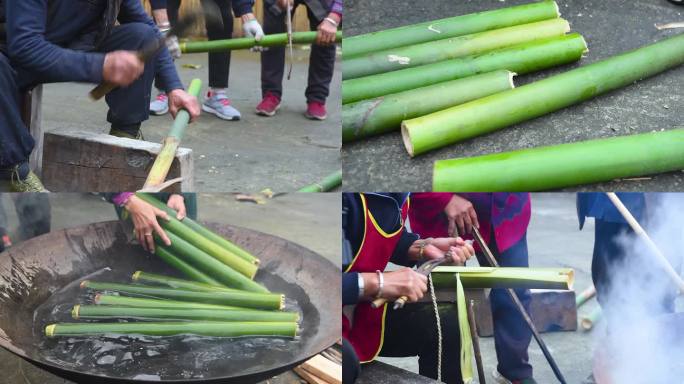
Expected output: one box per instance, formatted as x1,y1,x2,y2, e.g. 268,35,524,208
149,92,169,116
202,91,241,121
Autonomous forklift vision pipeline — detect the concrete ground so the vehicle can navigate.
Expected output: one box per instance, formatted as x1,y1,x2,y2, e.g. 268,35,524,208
343,0,684,191
42,47,341,192
0,192,340,384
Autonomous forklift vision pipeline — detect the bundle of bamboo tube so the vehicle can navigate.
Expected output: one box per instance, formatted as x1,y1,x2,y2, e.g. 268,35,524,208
45,195,299,339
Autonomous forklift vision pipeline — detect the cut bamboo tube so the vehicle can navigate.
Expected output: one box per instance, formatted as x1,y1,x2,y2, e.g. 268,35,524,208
298,170,342,192
432,129,684,191
81,280,282,310
342,1,560,58
575,285,596,308
180,31,342,53
136,193,259,265
343,18,570,79
343,70,515,142
403,33,684,156
580,307,602,331
45,321,298,338
143,78,202,189
342,33,587,104
431,267,574,290
72,304,299,322
132,271,237,292
95,293,242,310
155,246,222,286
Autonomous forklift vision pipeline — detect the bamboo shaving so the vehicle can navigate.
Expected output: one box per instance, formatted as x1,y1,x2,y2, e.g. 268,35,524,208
387,55,411,65
427,24,442,34
655,22,684,30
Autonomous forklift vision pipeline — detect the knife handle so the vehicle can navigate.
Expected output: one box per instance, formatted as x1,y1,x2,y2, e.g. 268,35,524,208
371,295,408,309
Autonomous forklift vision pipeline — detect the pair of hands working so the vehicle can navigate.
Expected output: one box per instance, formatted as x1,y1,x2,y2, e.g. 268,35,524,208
124,194,187,253
276,0,340,45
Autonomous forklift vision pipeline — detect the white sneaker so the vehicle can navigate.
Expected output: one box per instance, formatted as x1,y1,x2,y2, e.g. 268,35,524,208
149,92,169,115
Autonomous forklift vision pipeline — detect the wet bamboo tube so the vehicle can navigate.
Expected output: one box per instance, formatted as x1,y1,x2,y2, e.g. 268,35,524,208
343,1,560,58
72,305,299,322
342,33,587,104
575,285,596,308
343,71,515,142
132,271,237,292
144,78,202,189
298,170,343,192
45,321,298,338
342,18,570,79
155,247,222,286
95,293,241,310
180,31,342,53
431,267,574,290
581,307,602,331
81,281,283,310
136,193,259,265
432,129,684,191
403,33,684,157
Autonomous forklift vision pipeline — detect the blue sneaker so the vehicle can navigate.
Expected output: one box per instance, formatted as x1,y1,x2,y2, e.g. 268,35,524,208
149,92,169,116
202,91,241,121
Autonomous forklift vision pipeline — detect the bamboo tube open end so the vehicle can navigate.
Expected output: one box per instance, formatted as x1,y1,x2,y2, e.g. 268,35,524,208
560,18,571,33
79,280,89,289
132,271,141,282
565,269,575,290
280,295,286,310
400,122,415,158
579,35,589,54
71,305,80,320
580,318,594,331
45,324,56,338
253,259,261,266
507,71,517,89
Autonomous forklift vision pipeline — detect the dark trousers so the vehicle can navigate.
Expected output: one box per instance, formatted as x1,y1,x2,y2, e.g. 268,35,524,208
0,22,158,167
260,0,336,103
478,234,533,380
342,338,360,384
167,0,233,89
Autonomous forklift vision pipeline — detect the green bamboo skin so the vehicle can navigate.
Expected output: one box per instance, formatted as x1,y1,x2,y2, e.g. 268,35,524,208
342,33,587,104
342,1,560,58
432,129,684,191
431,267,574,290
73,305,299,323
132,271,237,292
403,33,684,157
82,281,282,310
343,71,515,142
95,294,242,310
155,247,222,286
180,31,342,53
136,193,259,265
298,170,343,192
342,18,570,79
45,321,298,338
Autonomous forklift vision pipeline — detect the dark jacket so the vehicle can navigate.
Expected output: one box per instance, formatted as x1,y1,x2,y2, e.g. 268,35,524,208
576,192,646,230
264,0,342,22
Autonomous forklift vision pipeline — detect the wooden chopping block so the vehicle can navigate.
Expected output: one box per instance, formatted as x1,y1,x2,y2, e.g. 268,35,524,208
297,354,342,384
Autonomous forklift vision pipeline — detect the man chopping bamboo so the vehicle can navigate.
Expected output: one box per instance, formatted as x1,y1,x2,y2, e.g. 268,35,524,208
0,0,200,192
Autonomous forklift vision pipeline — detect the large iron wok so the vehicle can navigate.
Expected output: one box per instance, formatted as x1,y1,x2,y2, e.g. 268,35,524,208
0,220,340,383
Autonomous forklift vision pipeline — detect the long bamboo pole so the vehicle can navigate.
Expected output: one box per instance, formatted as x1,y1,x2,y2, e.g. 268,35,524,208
432,129,684,191
95,293,241,310
342,1,560,58
298,170,343,192
73,305,299,322
343,71,514,142
403,33,684,157
144,78,202,189
45,321,298,338
431,266,573,290
155,246,223,286
343,19,570,80
180,31,342,53
606,192,684,293
342,33,587,104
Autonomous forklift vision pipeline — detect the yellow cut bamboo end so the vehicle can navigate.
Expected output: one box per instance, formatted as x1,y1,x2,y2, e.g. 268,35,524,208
79,280,89,289
253,258,261,266
508,71,517,89
132,271,141,281
565,269,575,290
580,317,594,331
400,121,415,158
45,324,56,337
280,295,286,310
94,293,102,304
72,305,80,320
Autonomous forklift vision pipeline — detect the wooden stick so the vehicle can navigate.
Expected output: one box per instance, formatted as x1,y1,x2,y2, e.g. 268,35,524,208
467,299,487,384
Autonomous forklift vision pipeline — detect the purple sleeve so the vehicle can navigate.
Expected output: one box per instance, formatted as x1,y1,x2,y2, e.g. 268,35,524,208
331,0,343,15
111,192,134,206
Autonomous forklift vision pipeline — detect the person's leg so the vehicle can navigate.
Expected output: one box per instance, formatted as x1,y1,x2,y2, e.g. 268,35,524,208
381,302,463,384
256,3,287,115
303,6,336,111
13,193,51,240
342,338,361,383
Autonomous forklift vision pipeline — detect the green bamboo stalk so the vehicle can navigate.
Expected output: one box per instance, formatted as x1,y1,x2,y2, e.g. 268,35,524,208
72,305,299,322
45,321,298,338
431,267,574,290
403,33,684,157
343,70,515,142
343,1,560,58
343,18,570,79
180,31,342,53
580,307,602,331
158,231,268,293
342,33,587,104
155,246,222,286
95,293,241,310
136,193,259,265
575,285,596,308
432,129,684,191
297,170,343,192
81,281,282,310
132,271,237,292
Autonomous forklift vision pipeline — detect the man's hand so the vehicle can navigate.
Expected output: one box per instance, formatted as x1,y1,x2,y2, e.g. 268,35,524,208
167,89,201,121
409,237,475,265
124,195,171,253
241,13,264,41
166,194,186,220
444,194,479,236
361,268,428,302
276,0,294,10
102,51,144,87
316,12,340,46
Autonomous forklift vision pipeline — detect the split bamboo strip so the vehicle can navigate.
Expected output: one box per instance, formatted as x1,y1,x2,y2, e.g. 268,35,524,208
81,280,283,310
298,170,343,192
342,18,570,79
72,305,299,322
342,33,587,104
575,285,596,308
45,321,298,338
581,307,602,331
137,193,259,265
343,71,515,142
431,267,574,290
180,31,342,53
159,230,268,293
432,129,684,191
403,33,684,156
155,246,222,286
132,271,236,292
95,293,241,310
342,1,560,58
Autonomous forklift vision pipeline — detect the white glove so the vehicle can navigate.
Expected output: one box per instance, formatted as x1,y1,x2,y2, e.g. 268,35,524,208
243,18,264,41
165,35,181,59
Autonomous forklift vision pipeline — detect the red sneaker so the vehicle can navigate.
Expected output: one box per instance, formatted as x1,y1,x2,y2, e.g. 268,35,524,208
255,92,281,117
305,101,327,120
